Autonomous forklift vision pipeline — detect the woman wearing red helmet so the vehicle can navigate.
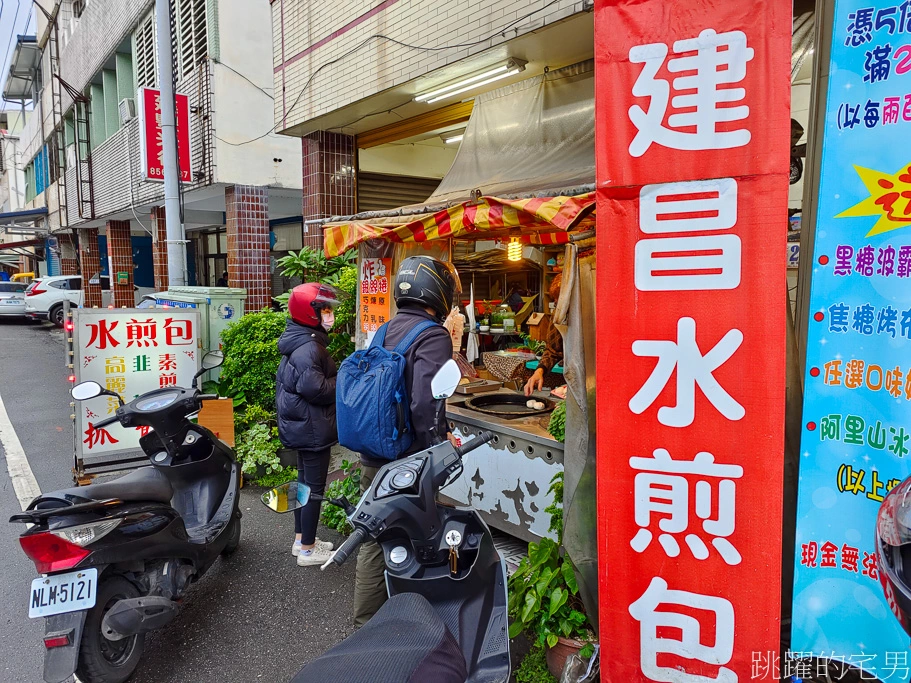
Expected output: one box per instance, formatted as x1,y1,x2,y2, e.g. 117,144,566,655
276,283,343,566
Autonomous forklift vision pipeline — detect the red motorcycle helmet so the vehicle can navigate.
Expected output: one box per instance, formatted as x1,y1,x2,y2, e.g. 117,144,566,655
876,477,911,635
288,283,342,327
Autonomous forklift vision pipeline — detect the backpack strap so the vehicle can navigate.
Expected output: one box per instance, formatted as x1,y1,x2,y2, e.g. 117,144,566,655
392,320,439,355
370,322,391,348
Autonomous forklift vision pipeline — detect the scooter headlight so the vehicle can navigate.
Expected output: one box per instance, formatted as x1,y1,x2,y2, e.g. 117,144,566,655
51,519,121,547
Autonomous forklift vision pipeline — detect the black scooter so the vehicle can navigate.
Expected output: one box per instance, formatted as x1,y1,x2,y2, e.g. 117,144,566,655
262,359,510,683
10,350,241,683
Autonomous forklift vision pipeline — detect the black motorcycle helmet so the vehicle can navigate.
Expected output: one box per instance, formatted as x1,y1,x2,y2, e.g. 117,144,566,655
393,256,461,322
876,477,911,635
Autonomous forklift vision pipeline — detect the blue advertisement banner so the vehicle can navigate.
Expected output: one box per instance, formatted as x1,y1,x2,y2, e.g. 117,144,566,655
792,0,911,675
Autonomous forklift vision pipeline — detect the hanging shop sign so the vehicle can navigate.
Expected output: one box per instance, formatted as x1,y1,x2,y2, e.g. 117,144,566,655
593,0,790,680
792,0,911,675
359,257,392,334
138,86,192,183
73,309,200,459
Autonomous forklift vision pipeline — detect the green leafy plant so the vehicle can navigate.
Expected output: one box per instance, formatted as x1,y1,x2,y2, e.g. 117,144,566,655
326,265,357,364
520,334,547,357
508,472,594,654
235,423,282,475
320,460,361,534
514,645,557,683
547,402,566,443
253,466,297,488
277,247,355,283
220,310,288,412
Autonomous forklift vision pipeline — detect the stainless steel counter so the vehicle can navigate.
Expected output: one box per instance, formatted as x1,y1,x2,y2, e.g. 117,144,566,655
443,390,564,543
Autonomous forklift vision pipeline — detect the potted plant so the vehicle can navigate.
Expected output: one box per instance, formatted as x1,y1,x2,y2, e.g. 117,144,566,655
508,472,595,677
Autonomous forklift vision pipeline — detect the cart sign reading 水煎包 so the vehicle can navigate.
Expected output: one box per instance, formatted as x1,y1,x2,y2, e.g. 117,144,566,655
791,0,911,675
74,309,200,458
138,86,192,183
594,0,790,680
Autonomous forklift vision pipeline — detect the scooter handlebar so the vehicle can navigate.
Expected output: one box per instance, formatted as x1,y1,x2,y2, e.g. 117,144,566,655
198,394,219,401
455,430,494,458
324,527,368,569
92,415,119,429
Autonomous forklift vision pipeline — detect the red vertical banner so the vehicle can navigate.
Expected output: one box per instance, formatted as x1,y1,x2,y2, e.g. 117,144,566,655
594,1,790,680
138,87,192,183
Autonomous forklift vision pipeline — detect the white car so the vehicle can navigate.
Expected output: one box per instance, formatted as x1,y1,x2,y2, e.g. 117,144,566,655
25,275,141,326
0,281,27,318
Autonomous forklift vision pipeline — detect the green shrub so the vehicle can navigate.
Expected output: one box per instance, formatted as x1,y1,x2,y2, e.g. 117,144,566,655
508,472,594,652
320,460,361,534
235,423,282,475
547,402,566,443
515,646,557,683
220,310,287,411
325,265,357,364
277,247,355,282
253,466,297,488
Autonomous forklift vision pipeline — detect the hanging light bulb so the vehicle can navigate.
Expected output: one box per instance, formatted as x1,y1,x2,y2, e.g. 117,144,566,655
507,235,522,262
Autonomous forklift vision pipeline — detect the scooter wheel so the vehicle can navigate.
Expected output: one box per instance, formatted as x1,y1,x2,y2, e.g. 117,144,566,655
221,514,241,556
76,576,145,683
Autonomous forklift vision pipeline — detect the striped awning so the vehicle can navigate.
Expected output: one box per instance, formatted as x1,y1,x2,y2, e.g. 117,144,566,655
323,192,595,257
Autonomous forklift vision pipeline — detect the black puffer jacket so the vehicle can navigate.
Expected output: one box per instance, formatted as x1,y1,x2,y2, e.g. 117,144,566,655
276,320,338,451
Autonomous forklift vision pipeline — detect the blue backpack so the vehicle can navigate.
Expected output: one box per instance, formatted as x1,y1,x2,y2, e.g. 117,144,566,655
336,320,438,461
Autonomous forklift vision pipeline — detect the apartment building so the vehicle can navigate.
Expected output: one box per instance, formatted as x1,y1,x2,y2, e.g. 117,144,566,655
0,107,45,278
3,0,303,310
270,0,597,251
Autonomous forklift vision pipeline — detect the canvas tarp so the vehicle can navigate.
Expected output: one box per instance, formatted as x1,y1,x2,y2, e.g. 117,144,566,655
322,60,596,257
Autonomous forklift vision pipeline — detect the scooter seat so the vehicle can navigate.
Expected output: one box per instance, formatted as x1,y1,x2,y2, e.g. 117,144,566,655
291,593,468,683
48,467,174,505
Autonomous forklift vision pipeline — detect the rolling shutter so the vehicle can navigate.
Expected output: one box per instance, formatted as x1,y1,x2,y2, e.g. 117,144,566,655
356,173,440,213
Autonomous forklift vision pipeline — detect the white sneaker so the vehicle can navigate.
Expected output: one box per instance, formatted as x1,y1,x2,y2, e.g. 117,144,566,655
296,545,335,567
292,538,334,556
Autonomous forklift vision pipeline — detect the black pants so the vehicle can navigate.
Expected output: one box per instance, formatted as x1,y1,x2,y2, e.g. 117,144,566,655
294,447,331,544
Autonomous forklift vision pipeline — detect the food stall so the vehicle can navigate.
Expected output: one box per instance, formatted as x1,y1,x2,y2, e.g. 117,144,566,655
324,60,600,613
323,190,594,542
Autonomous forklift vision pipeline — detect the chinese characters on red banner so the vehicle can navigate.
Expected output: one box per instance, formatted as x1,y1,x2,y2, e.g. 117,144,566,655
360,258,392,334
138,87,191,183
76,311,199,457
595,1,789,680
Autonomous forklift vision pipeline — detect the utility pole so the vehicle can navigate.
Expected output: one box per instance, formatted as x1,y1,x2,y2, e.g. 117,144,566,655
155,0,186,286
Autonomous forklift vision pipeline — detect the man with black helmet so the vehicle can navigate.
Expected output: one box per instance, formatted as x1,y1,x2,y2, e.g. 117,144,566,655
353,254,461,626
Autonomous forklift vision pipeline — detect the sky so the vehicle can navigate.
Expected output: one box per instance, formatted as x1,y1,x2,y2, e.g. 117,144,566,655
0,0,35,111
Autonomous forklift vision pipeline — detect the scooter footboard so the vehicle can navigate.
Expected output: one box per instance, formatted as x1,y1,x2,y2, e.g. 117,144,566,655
385,535,510,683
42,610,87,683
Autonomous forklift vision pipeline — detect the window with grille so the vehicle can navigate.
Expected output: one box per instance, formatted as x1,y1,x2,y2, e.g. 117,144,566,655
176,0,208,79
133,12,157,89
132,2,207,89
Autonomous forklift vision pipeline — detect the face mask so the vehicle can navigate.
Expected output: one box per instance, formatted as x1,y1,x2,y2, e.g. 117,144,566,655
320,310,335,331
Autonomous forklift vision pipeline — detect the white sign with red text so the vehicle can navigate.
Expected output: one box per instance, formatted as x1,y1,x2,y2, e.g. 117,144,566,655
73,309,200,458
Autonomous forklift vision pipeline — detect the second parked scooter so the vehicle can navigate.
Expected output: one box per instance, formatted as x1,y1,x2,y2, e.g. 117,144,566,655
10,350,241,683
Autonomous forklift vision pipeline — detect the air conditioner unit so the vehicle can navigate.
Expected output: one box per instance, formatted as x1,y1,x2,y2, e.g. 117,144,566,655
119,98,136,125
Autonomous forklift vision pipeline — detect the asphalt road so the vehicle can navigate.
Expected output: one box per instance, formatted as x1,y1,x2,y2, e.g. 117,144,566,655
0,318,357,683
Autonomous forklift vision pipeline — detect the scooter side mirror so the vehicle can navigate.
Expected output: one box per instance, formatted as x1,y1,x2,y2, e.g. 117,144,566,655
261,481,311,513
431,359,462,400
201,350,225,370
71,381,104,401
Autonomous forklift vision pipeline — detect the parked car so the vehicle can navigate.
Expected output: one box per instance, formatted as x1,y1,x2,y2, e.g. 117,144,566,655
25,276,144,326
0,282,27,318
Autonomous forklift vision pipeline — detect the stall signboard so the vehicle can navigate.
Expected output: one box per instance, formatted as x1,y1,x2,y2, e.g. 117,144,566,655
360,257,392,334
594,0,790,680
791,0,911,674
73,309,200,458
138,87,192,183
